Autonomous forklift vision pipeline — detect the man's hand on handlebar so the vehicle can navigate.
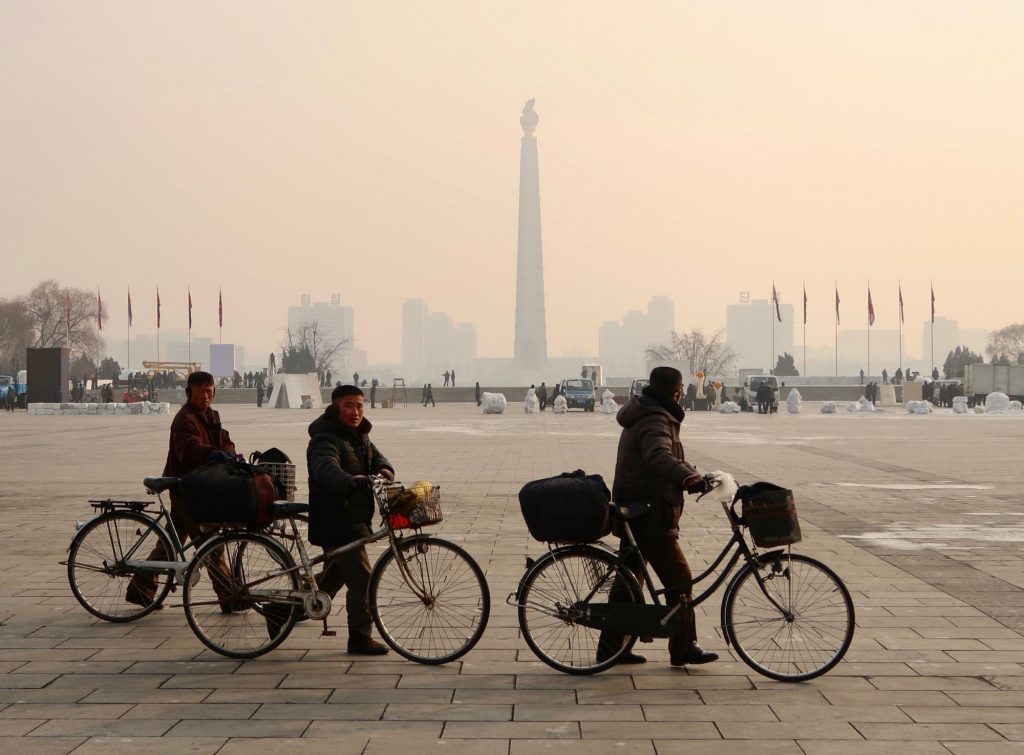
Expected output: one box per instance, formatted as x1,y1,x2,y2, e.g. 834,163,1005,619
683,473,711,496
377,468,395,482
347,475,373,491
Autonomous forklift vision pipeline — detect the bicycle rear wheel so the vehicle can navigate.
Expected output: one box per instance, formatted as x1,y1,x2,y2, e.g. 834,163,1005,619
723,551,855,682
67,511,174,622
369,536,490,664
517,546,643,674
183,532,299,659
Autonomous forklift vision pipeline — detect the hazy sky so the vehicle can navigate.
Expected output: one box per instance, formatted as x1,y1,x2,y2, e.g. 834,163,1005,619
3,2,1023,364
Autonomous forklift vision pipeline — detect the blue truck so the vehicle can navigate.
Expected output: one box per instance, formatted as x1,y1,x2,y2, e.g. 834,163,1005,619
559,378,596,412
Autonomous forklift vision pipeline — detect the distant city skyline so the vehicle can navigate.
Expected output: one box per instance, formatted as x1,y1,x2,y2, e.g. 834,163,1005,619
4,4,1022,371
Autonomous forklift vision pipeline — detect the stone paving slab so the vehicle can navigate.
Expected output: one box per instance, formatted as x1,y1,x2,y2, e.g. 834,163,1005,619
4,403,1024,751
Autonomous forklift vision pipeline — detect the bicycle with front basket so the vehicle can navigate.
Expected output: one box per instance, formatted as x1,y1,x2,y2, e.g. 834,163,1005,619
174,475,490,661
510,472,855,681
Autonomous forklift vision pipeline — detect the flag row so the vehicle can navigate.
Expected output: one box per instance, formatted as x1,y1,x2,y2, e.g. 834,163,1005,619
90,288,225,331
772,281,937,327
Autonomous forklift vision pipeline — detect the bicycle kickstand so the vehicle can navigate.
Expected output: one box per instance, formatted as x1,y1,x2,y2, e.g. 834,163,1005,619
321,618,336,638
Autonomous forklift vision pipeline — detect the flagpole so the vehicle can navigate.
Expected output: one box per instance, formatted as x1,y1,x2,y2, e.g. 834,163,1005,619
898,280,903,377
835,281,839,378
187,287,191,365
802,281,806,378
867,281,871,382
931,280,935,375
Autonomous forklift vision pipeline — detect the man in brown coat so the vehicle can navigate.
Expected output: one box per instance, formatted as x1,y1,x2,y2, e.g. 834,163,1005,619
597,366,719,667
127,371,236,606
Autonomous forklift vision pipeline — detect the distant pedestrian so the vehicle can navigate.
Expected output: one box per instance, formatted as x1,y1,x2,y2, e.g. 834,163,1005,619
325,370,332,387
450,369,455,387
581,367,588,379
882,369,889,385
421,384,428,405
859,369,865,385
932,367,940,381
370,378,378,409
537,382,548,411
424,383,435,407
591,368,598,385
443,370,450,387
353,371,359,386
475,382,482,407
256,383,265,408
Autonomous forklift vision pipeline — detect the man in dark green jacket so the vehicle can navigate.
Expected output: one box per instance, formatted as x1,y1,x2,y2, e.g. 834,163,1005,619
307,384,394,655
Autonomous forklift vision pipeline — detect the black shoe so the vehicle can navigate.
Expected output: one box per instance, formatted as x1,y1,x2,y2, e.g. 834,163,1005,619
347,637,389,656
670,644,719,666
125,583,156,609
596,650,646,665
264,605,292,640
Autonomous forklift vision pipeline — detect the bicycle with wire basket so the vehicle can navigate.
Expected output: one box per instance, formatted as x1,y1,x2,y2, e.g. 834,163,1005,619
171,475,490,661
63,477,309,623
509,471,855,681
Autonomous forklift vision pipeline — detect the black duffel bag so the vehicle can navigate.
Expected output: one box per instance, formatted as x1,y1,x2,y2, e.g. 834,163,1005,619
738,481,802,548
519,470,612,543
181,458,276,528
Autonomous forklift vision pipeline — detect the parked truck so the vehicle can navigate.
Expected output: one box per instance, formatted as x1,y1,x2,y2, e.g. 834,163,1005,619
965,363,1024,404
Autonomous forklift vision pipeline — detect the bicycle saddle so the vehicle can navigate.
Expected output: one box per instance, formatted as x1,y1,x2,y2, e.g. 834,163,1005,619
609,501,651,521
271,502,310,519
144,476,179,493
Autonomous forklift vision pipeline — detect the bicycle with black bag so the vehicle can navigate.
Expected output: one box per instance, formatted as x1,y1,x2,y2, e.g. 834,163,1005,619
510,470,854,681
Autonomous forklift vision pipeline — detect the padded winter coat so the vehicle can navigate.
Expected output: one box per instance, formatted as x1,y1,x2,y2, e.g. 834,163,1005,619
306,409,394,547
612,395,698,539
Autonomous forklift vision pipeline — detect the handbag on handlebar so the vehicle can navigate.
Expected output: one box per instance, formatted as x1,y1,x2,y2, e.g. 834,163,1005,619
737,482,802,548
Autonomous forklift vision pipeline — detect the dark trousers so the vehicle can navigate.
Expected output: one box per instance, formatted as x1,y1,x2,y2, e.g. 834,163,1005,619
315,525,374,639
598,536,697,659
129,498,231,602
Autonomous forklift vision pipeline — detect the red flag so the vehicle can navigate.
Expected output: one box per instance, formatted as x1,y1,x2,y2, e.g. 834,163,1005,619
157,288,161,329
803,284,807,325
899,284,904,324
772,283,782,322
835,286,841,326
188,288,193,330
219,288,223,328
97,288,102,331
128,288,133,327
868,286,875,326
931,282,936,323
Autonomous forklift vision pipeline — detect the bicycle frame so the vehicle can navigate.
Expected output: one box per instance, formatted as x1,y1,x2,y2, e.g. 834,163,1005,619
72,493,193,587
230,479,443,618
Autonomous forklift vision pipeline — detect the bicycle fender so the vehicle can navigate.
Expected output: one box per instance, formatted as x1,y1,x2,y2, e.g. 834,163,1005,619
514,543,611,601
719,548,789,645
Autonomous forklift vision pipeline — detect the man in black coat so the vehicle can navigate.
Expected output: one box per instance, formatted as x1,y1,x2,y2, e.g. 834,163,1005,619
307,384,395,655
537,382,548,411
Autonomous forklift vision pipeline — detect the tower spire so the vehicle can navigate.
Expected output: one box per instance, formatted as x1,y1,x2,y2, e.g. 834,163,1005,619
513,99,548,369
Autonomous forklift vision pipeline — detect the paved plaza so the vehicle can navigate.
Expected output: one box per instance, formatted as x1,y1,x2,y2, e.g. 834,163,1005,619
2,400,1024,753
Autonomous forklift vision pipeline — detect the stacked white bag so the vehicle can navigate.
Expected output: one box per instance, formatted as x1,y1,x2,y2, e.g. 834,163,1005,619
482,392,507,414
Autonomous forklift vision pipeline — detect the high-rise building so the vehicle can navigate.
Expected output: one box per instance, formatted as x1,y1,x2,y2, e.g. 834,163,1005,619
726,294,795,373
288,294,355,373
400,299,476,382
599,297,676,377
513,99,548,369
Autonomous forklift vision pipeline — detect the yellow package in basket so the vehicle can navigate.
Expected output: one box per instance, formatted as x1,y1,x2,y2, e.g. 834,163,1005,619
388,480,443,529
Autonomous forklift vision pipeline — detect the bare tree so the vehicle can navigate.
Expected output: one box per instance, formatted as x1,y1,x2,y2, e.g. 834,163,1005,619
282,321,350,378
646,328,737,376
986,323,1024,363
22,280,104,360
0,298,34,374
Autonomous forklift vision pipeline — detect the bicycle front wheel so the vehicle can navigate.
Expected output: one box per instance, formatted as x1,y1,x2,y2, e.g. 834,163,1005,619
67,511,175,622
183,532,299,659
369,536,490,664
517,546,643,675
724,551,855,682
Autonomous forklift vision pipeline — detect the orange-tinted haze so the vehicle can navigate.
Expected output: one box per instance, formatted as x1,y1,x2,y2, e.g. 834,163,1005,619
2,2,1022,363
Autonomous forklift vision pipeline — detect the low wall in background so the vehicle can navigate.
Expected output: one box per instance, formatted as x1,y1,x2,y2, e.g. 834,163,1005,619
156,384,903,405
